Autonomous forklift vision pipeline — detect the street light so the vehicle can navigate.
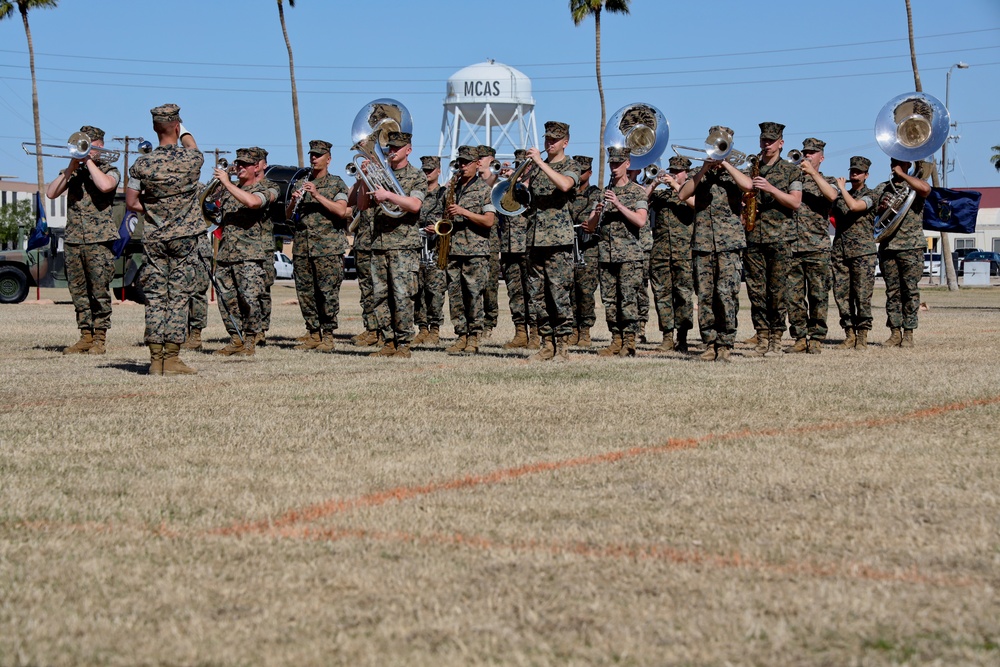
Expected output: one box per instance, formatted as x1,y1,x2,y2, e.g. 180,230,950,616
938,61,969,284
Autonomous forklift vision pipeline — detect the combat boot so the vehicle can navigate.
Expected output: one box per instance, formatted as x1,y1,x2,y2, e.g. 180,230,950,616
790,337,808,353
598,332,623,357
353,330,379,347
147,343,164,376
884,328,902,347
854,329,869,351
181,329,203,351
747,330,769,357
162,342,197,375
412,326,429,346
619,332,637,357
743,331,760,346
503,324,528,349
527,326,541,350
315,330,336,352
370,340,397,357
675,328,689,352
235,335,256,357
215,333,244,356
426,326,440,346
716,346,732,362
294,331,313,343
657,331,675,352
698,344,717,361
577,327,592,348
638,322,649,344
807,339,822,354
464,333,480,354
837,328,856,350
294,331,322,350
393,343,411,358
900,329,915,348
566,328,580,346
555,335,570,361
446,334,468,355
63,329,94,355
763,331,785,357
88,329,107,355
254,332,267,347
527,336,555,362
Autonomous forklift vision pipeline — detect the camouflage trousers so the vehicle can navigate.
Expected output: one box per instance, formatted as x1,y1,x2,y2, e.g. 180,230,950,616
879,247,923,330
527,245,574,337
141,235,200,345
215,260,268,337
483,251,500,330
355,249,378,332
570,245,599,329
694,250,742,348
371,248,419,345
637,256,651,326
447,255,489,335
415,261,447,328
831,252,876,332
292,254,342,332
787,250,831,340
187,234,211,331
64,241,115,331
598,260,645,335
745,241,791,333
501,252,534,327
261,256,275,333
649,244,694,334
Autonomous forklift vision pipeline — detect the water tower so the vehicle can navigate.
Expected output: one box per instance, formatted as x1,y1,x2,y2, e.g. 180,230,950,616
438,60,538,169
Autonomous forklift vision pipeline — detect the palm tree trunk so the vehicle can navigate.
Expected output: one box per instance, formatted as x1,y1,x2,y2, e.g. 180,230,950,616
278,1,304,168
20,4,44,195
595,7,606,188
904,0,922,93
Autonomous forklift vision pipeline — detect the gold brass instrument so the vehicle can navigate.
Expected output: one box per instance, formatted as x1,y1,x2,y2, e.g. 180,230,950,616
741,155,760,232
872,92,949,242
349,98,413,218
490,155,533,216
198,158,237,227
22,131,121,163
434,169,460,270
604,103,670,170
785,149,804,165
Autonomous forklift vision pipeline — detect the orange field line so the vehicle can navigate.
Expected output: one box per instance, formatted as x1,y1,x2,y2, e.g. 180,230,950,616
212,394,1000,538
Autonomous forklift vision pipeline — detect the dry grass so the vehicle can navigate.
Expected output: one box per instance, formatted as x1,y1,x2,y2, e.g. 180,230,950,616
1,280,998,666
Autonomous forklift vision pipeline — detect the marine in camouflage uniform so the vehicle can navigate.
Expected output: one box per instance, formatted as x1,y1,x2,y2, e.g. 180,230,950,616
286,140,351,352
413,155,447,346
181,232,212,351
584,146,649,357
787,138,838,353
127,103,206,375
212,147,279,356
744,121,803,356
646,155,695,352
349,131,426,358
872,158,932,348
45,124,120,355
351,206,380,345
499,148,537,350
442,146,497,354
251,147,277,345
476,145,501,336
676,126,754,361
525,121,581,361
567,155,601,347
830,155,877,350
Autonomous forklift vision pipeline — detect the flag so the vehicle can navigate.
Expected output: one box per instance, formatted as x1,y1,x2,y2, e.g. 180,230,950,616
112,210,138,258
923,187,981,235
26,192,49,251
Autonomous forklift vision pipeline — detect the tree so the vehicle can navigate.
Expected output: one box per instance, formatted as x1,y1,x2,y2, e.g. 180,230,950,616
570,0,631,187
0,0,58,196
277,0,304,168
0,201,33,248
991,145,1000,172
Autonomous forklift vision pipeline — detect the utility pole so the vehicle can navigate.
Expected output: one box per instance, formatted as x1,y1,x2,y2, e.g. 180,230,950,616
204,148,232,170
113,136,146,191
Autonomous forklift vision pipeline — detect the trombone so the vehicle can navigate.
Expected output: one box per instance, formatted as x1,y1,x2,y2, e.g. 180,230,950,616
22,131,121,163
671,127,749,167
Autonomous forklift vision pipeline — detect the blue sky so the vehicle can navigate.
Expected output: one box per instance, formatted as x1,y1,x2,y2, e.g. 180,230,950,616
1,0,998,188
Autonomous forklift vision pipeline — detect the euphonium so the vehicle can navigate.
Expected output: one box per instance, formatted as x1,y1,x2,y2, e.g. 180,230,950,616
349,98,413,218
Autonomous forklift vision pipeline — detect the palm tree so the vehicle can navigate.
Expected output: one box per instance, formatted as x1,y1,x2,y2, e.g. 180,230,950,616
570,0,631,187
277,0,303,168
991,145,1000,172
0,0,58,196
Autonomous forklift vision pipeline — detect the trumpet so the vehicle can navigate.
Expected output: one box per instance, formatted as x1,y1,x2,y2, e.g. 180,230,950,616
636,163,660,186
22,131,121,163
490,156,533,216
198,158,237,227
349,98,413,219
785,149,803,165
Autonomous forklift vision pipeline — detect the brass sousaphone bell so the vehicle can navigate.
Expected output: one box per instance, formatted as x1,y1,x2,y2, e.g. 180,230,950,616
604,102,670,171
345,98,413,218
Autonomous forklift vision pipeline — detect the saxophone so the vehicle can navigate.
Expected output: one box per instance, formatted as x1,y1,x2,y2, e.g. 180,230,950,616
741,154,760,232
434,171,459,270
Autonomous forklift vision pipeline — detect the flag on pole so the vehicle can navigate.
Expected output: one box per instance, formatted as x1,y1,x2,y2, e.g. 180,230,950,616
112,210,138,258
923,187,981,234
26,192,49,251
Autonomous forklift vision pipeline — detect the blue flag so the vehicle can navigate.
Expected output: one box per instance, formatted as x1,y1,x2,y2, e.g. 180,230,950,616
26,191,49,251
112,210,138,258
923,187,981,235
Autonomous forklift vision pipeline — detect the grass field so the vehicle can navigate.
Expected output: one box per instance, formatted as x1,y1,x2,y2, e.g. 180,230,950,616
1,280,998,666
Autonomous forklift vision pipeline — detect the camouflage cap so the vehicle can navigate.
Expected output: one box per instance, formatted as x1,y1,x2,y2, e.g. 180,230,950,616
249,146,269,163
514,149,528,160
150,103,181,123
802,137,826,153
456,145,478,163
572,155,593,171
607,146,631,162
709,125,734,138
385,131,412,148
759,121,785,141
849,155,872,172
79,125,105,142
476,145,496,158
668,155,692,171
308,139,332,155
234,148,256,165
420,155,441,170
544,121,569,139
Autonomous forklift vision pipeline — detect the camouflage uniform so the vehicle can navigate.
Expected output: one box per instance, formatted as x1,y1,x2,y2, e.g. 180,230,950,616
501,208,533,328
831,178,876,333
292,171,350,333
258,176,278,336
873,175,927,331
415,183,447,330
446,172,496,336
353,207,378,333
648,185,694,338
483,221,501,331
526,155,581,338
690,165,747,349
187,233,212,332
636,217,653,334
62,160,120,333
215,179,279,338
569,181,602,331
788,160,836,342
596,180,649,335
369,161,426,346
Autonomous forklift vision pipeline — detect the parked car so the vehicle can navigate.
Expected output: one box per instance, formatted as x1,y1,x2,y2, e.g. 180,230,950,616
952,247,984,276
922,253,941,276
962,251,1000,277
274,251,293,279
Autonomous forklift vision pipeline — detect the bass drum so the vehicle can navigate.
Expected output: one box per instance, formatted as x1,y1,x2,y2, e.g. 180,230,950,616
263,164,310,237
